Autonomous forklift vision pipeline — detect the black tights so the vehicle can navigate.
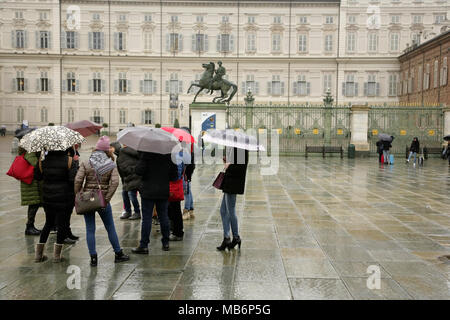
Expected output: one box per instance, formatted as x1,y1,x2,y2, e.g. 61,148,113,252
27,204,40,226
39,205,67,244
168,201,184,237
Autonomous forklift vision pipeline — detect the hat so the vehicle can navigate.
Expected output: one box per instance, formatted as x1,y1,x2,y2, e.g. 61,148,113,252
96,136,111,151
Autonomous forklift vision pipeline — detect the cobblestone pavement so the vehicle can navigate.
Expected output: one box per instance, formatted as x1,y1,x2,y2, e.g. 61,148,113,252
0,135,449,300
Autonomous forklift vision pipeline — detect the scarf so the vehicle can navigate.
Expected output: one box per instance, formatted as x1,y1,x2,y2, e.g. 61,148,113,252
89,150,116,176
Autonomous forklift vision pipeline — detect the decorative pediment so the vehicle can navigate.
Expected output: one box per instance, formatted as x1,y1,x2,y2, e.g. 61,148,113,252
36,20,51,29
388,25,402,31
193,23,207,32
270,24,285,32
168,21,181,30
296,25,310,32
13,18,26,28
410,23,424,31
219,22,232,34
116,21,129,31
345,25,359,31
89,21,104,30
142,22,155,31
244,24,258,32
322,25,337,32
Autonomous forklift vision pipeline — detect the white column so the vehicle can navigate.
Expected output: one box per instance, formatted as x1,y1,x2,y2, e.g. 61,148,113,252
350,105,370,153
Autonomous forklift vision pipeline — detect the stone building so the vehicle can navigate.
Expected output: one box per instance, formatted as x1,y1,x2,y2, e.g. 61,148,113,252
0,0,448,132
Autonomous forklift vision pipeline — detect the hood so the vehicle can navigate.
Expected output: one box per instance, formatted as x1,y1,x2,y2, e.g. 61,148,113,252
110,141,121,156
121,146,139,158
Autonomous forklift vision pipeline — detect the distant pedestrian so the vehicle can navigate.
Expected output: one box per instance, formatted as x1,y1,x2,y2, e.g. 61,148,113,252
382,138,393,164
376,140,383,163
74,136,129,267
406,137,420,165
182,128,195,220
0,125,6,136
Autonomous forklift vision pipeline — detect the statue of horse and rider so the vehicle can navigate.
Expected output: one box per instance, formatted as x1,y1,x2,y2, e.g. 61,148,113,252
187,61,238,104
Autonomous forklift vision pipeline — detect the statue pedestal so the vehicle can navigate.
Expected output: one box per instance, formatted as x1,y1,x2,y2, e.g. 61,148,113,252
189,102,227,142
350,105,370,157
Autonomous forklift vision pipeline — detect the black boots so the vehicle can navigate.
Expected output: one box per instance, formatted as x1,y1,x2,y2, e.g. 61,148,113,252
90,254,98,267
25,224,41,236
230,236,242,249
114,250,130,263
216,237,231,251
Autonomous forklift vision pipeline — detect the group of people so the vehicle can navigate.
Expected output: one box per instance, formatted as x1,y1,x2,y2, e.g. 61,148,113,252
376,137,394,165
19,127,249,267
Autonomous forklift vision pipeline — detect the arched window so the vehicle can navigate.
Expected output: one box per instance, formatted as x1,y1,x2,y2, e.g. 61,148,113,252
40,107,48,123
433,60,439,88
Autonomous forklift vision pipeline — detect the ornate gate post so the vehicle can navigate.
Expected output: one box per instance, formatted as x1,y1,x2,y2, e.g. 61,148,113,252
323,90,333,145
350,105,370,157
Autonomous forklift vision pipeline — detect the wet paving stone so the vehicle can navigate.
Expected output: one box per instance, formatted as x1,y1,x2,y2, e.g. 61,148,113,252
1,149,450,299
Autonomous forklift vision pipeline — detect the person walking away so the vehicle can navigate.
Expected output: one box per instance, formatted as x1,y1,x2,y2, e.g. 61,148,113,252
18,147,43,236
182,133,195,220
111,142,142,220
74,136,129,267
376,140,383,163
382,139,392,164
34,150,73,263
406,137,420,166
132,152,178,253
217,147,249,251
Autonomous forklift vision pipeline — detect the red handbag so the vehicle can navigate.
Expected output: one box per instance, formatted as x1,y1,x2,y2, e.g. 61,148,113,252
6,154,34,184
212,171,225,190
169,178,184,202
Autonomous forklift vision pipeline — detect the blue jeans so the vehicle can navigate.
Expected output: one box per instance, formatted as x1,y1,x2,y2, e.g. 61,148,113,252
407,151,417,164
383,150,390,163
122,189,140,214
140,198,170,248
220,193,239,239
183,179,194,210
83,203,121,255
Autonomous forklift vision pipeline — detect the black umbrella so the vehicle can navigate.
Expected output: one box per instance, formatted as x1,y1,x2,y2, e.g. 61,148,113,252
444,135,450,141
378,133,394,142
14,127,36,140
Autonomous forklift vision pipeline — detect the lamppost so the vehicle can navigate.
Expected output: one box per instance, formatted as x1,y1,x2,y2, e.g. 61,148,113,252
323,88,334,145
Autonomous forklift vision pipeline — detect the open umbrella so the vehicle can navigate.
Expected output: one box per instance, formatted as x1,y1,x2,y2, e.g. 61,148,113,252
444,135,450,141
14,127,36,140
378,133,393,142
19,126,85,153
65,120,102,137
162,127,196,144
202,129,265,151
116,126,180,154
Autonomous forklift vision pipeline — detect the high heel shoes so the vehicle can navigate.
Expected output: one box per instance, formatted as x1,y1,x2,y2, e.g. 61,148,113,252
216,237,231,251
230,236,241,250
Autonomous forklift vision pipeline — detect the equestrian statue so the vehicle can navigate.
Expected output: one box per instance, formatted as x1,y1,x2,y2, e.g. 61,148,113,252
187,61,238,104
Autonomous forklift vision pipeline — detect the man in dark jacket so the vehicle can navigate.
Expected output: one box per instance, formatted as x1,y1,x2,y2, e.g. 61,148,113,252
132,152,178,252
111,142,142,220
382,139,392,164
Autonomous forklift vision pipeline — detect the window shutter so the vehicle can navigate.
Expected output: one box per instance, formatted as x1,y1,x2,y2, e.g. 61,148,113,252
241,82,246,95
140,80,144,93
281,82,285,95
11,30,16,48
267,81,271,95
36,78,40,92
101,80,106,93
165,80,169,93
205,34,208,51
255,82,259,95
114,80,118,93
178,34,183,51
153,81,157,94
166,33,169,51
192,34,196,51
342,82,346,96
230,34,234,52
127,80,131,93
100,32,104,50
62,79,67,92
48,31,52,49
376,83,380,96
217,34,221,52
122,33,127,50
364,82,368,96
75,80,80,93
178,80,183,94
354,83,359,96
114,33,118,50
12,79,16,91
24,31,28,48
307,82,311,95
151,111,155,125
293,82,298,95
60,30,66,49
88,32,93,50
48,79,52,92
35,31,39,49
74,32,79,49
23,79,28,91
141,111,145,124
88,79,93,93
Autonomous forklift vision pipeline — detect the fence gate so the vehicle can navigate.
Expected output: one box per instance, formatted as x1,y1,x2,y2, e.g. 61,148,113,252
368,106,443,155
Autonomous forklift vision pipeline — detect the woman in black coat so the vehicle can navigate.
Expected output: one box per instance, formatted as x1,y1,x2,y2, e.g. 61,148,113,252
217,147,249,251
407,137,420,164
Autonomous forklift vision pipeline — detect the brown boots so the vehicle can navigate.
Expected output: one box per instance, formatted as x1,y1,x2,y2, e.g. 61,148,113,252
53,244,64,263
34,243,47,263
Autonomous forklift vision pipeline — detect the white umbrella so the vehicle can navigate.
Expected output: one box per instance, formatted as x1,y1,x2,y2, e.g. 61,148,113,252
19,125,85,153
202,129,265,151
116,126,180,154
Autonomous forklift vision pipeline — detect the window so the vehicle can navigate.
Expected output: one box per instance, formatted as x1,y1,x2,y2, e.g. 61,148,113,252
39,12,48,21
143,110,152,124
298,34,307,52
114,32,126,51
343,74,358,97
242,75,259,95
92,13,100,21
347,15,356,24
299,16,308,24
118,14,127,22
92,109,101,124
119,72,127,93
167,73,182,95
40,108,48,123
272,34,281,52
365,74,379,96
66,31,76,49
247,33,256,52
196,16,204,23
144,32,152,51
412,33,421,45
413,15,423,24
222,16,229,23
38,31,50,49
119,109,126,124
325,16,334,24
248,16,255,24
268,75,284,96
17,107,24,123
324,35,333,52
16,71,25,92
441,57,448,86
391,15,400,24
90,31,104,50
167,33,182,52
273,16,282,24
435,14,446,24
323,74,332,94
39,71,49,92
418,66,423,92
67,108,74,123
144,14,152,22
192,33,208,52
15,11,23,19
14,30,26,48
368,33,378,52
217,34,233,52
424,64,430,90
293,75,310,96
388,74,398,96
408,68,414,94
347,32,356,52
91,72,102,93
171,16,178,23
67,72,76,92
390,33,399,51
141,73,157,94
434,60,439,88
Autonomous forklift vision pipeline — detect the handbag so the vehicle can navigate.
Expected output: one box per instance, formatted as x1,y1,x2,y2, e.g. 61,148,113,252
6,154,34,184
169,178,184,202
212,171,225,190
74,166,106,215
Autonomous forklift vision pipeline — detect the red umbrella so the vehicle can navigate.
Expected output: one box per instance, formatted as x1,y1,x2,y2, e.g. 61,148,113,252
162,127,195,144
65,120,102,137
